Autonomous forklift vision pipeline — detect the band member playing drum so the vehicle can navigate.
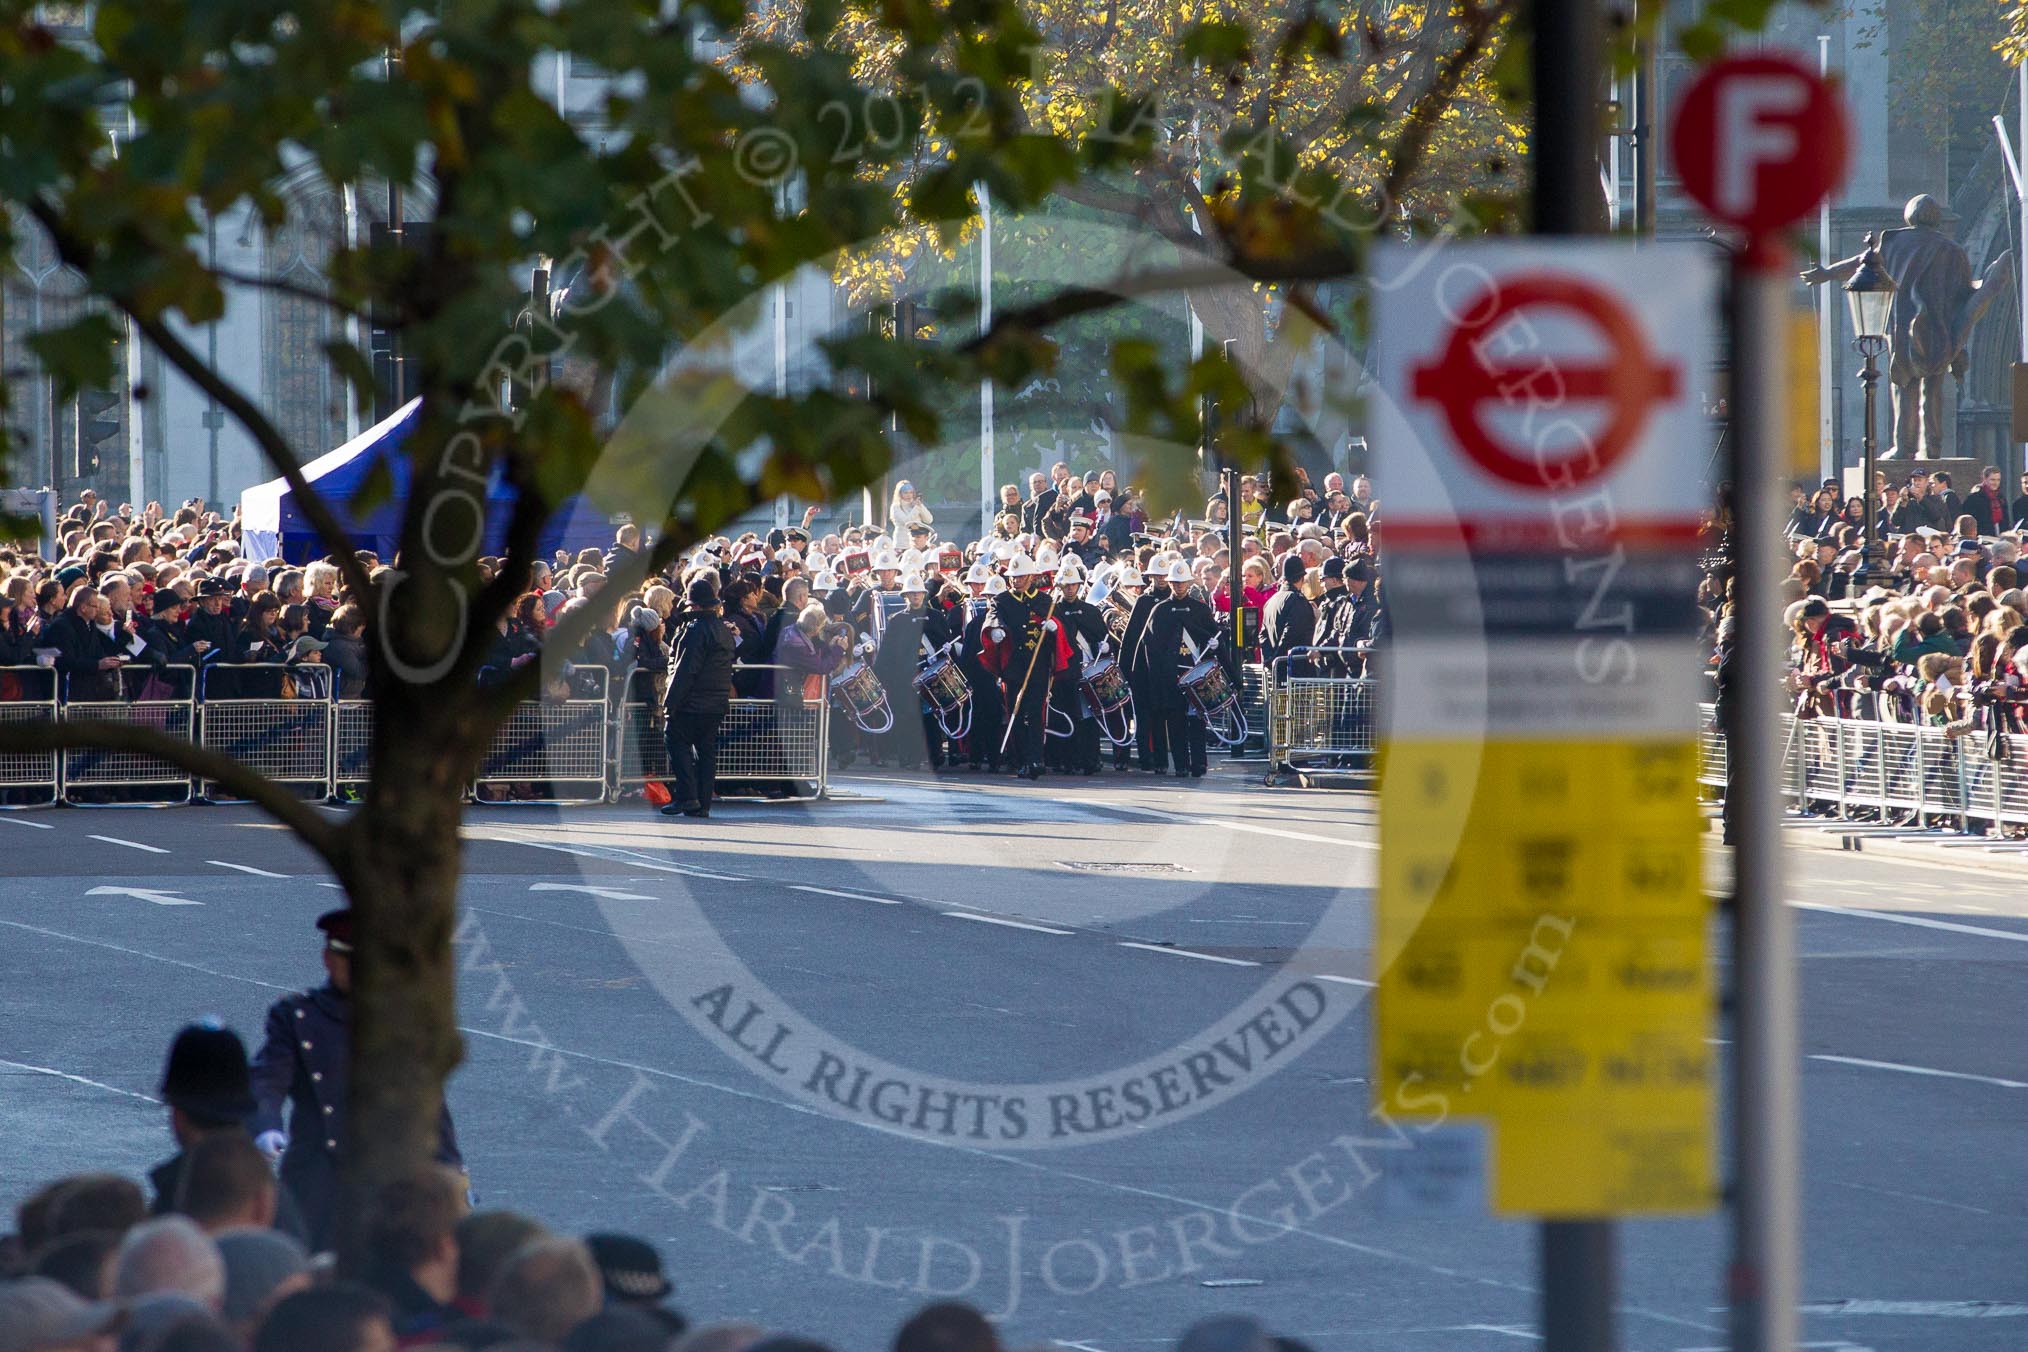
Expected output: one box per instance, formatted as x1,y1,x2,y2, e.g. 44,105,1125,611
983,555,1068,780
1049,558,1109,775
958,564,1005,771
874,573,957,769
1140,559,1223,778
1119,562,1169,774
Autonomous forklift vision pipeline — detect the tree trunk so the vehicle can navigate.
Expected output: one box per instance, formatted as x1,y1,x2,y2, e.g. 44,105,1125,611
337,686,472,1271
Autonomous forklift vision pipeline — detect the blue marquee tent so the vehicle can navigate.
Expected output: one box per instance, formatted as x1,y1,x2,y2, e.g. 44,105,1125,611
240,400,619,565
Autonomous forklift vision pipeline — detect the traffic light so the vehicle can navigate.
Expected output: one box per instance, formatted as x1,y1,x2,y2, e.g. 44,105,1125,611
73,388,121,477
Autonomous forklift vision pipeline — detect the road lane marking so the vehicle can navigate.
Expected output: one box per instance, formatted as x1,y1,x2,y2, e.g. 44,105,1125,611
1312,973,1378,988
943,911,1072,935
791,885,900,905
1809,1054,2028,1091
89,834,167,854
0,1057,159,1105
1798,1300,2028,1318
207,860,288,878
1117,941,1258,966
86,885,200,907
1795,901,2028,945
0,920,292,991
0,816,53,829
506,838,743,882
529,882,656,901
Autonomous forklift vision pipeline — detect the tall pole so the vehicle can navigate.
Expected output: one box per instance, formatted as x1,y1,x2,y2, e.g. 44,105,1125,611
1529,1,1614,1345
2019,56,2027,486
1857,338,1886,586
977,183,996,538
1729,247,1800,1352
1818,36,1837,483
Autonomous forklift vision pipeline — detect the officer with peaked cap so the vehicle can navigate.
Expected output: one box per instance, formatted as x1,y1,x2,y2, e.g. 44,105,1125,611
249,909,463,1249
985,554,1062,779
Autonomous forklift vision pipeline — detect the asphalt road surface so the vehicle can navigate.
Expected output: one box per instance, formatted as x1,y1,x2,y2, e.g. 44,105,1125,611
3,769,2026,1352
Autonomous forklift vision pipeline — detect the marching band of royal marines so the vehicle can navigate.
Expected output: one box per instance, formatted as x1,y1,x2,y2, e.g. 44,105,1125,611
662,472,1386,785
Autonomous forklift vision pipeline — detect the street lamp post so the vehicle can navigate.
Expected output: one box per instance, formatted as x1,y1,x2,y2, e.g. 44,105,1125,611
1844,234,1895,591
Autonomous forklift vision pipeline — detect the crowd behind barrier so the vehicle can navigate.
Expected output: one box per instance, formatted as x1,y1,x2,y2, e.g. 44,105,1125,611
3,467,1392,808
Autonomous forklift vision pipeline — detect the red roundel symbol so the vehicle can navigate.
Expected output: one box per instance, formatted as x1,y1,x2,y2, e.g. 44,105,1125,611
1409,273,1681,492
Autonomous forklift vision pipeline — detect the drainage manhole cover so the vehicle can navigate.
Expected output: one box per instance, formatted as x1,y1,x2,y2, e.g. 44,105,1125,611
1059,861,1194,874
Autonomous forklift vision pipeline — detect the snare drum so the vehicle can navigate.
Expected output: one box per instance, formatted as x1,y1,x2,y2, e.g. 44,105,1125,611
1179,658,1234,716
913,654,971,716
831,660,894,733
1081,656,1131,714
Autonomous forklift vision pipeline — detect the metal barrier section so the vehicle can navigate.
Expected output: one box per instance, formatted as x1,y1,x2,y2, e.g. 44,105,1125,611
197,665,334,801
60,665,199,806
614,666,829,795
332,700,374,794
0,666,60,806
1699,703,2028,836
1265,651,1376,785
472,666,610,804
1238,662,1270,752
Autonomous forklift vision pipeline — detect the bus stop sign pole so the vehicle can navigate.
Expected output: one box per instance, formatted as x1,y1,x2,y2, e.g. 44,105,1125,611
1670,53,1850,1352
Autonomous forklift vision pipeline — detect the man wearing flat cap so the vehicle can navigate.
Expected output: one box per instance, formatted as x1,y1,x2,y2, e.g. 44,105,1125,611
249,909,463,1249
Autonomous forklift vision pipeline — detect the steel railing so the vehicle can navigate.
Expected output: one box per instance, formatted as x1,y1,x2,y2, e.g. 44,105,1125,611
613,665,830,797
1697,702,2028,834
1265,649,1377,785
0,666,61,807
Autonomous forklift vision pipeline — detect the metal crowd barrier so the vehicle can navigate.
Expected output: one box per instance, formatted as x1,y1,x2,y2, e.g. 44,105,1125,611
1237,662,1270,754
1697,702,2028,834
0,665,60,807
613,664,830,798
197,664,335,802
332,700,373,796
473,665,611,805
61,665,200,806
1265,649,1376,786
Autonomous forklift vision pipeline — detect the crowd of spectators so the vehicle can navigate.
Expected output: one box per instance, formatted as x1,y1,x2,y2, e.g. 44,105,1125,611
0,462,1385,787
1762,465,2028,737
0,1025,1303,1352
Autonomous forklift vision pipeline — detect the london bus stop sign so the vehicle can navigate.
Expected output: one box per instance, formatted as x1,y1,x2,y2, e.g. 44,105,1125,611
1369,241,1718,1218
1670,53,1850,247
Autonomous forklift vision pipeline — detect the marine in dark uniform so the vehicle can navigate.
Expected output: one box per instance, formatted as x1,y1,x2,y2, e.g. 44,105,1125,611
985,559,1065,780
873,575,958,769
1142,563,1223,777
249,909,463,1250
1119,572,1170,772
957,572,1005,771
1048,561,1109,774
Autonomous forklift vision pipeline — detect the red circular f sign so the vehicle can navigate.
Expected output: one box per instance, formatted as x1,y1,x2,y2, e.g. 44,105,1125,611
1410,273,1682,492
1671,54,1849,238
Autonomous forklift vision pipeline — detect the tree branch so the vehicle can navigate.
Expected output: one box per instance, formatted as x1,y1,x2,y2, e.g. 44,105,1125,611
0,718,346,869
26,201,379,606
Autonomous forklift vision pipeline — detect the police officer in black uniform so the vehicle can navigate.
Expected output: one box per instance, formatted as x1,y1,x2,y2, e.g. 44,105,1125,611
149,1021,308,1240
249,909,463,1250
988,556,1058,779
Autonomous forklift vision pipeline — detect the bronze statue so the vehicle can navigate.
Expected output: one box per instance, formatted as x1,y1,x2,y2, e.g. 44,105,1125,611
1801,194,2012,459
